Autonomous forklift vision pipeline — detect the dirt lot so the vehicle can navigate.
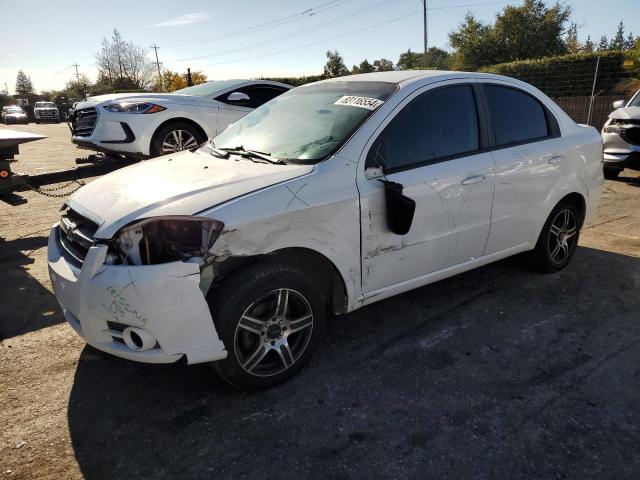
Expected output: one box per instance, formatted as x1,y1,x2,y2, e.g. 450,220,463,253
1,123,640,479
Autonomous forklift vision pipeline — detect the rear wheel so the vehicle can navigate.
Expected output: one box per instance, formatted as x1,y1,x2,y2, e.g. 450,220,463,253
529,201,581,273
150,122,205,157
603,167,621,180
209,263,325,390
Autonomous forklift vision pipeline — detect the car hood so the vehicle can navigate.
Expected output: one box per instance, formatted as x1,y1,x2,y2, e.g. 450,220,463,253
5,112,26,116
609,106,640,120
67,150,314,239
76,92,210,109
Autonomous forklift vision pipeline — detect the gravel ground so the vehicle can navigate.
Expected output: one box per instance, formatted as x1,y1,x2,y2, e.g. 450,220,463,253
1,124,639,479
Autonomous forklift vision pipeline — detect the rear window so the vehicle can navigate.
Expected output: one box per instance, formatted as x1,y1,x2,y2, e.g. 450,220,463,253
484,85,549,146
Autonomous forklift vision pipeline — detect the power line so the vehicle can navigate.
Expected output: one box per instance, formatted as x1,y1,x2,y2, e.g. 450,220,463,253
169,0,406,63
196,0,517,68
168,0,352,48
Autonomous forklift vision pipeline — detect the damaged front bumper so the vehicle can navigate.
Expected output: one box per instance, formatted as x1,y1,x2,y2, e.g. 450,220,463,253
47,225,227,364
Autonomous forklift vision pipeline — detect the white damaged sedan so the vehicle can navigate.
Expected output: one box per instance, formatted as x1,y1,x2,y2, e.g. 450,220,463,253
49,71,603,389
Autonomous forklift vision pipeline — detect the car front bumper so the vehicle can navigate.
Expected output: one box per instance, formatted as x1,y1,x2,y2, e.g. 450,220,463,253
602,131,640,171
47,225,227,364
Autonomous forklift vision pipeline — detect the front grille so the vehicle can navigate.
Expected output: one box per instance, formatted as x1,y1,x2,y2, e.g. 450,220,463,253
620,126,640,146
58,209,99,266
73,107,98,136
37,110,58,119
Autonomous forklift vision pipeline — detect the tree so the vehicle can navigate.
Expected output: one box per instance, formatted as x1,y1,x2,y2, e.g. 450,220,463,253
352,59,375,74
323,50,349,78
95,29,157,90
610,21,625,50
597,35,609,51
565,22,581,53
397,48,423,70
157,70,207,92
373,58,394,71
449,0,571,70
625,33,636,51
15,70,34,96
583,35,594,53
65,74,92,100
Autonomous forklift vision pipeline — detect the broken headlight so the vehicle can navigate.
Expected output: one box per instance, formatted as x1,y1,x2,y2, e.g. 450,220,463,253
109,216,224,265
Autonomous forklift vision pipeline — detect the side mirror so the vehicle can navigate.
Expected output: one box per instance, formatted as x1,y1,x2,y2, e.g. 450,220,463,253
613,100,625,110
378,179,416,235
227,92,250,104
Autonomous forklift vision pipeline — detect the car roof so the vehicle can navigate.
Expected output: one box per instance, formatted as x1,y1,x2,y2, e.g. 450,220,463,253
318,70,515,88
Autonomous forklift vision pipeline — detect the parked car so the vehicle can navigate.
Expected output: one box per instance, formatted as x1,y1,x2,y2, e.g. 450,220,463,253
68,79,291,159
601,90,640,179
1,105,29,124
33,101,60,123
48,71,603,389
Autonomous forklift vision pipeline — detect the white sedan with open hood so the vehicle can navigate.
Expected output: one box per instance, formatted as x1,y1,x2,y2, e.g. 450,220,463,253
69,79,291,158
49,71,603,389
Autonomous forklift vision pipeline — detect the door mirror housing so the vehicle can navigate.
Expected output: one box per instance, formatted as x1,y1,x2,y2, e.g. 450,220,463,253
612,100,625,110
378,179,415,235
226,92,250,104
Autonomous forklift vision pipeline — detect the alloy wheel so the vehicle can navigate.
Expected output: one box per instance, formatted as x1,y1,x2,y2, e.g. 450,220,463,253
161,129,198,154
548,208,578,265
234,288,314,377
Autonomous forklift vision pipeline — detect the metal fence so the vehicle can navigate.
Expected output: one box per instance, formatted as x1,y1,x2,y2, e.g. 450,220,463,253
554,95,629,131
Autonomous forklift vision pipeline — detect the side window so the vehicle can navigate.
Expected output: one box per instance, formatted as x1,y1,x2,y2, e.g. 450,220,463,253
367,85,479,171
484,85,549,146
217,86,288,109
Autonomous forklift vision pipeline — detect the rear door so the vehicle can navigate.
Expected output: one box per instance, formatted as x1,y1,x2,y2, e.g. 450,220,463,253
480,83,564,254
358,81,495,294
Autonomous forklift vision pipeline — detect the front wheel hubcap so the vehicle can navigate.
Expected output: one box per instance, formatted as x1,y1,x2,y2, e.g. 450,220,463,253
234,288,314,377
161,129,198,153
548,208,578,265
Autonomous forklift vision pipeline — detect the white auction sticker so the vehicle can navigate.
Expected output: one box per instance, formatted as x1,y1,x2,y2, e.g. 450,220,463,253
334,95,384,110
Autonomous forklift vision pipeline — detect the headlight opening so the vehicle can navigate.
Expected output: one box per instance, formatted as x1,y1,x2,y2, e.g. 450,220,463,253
110,217,224,265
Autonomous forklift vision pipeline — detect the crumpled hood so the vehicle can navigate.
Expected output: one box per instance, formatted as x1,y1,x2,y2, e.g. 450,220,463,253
609,106,640,120
67,150,314,239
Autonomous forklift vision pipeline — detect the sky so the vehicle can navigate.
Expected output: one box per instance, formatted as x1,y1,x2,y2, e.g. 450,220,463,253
0,0,638,93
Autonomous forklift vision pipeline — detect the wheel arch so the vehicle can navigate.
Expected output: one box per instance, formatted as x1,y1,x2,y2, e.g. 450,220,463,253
209,247,349,315
150,117,208,155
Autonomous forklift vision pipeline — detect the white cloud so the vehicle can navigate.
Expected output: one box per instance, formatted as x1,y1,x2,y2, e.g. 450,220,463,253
149,13,210,28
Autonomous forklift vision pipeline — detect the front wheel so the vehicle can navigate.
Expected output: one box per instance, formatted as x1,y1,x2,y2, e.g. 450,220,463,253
209,263,325,390
150,122,205,157
529,202,581,273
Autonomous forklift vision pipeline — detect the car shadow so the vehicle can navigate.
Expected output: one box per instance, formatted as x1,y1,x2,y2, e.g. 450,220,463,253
0,234,65,340
67,246,640,479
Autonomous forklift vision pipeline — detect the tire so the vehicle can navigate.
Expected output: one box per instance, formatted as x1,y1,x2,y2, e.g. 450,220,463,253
603,167,621,180
529,201,582,273
208,263,326,390
150,121,205,157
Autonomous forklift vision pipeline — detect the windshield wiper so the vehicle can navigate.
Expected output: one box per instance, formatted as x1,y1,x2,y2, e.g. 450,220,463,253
202,139,229,158
220,145,286,165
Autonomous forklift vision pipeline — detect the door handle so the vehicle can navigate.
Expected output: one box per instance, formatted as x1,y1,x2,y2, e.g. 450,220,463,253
461,174,486,185
548,155,564,166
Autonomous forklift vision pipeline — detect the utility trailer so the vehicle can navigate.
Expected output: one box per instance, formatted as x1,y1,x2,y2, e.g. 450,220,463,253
0,129,137,204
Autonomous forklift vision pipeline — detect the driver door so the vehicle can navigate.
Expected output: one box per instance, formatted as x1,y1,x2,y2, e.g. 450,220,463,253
357,82,495,295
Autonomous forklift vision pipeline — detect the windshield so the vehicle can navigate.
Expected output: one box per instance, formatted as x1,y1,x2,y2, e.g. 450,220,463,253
35,102,55,108
629,93,640,107
174,80,248,96
212,81,397,163
6,107,24,113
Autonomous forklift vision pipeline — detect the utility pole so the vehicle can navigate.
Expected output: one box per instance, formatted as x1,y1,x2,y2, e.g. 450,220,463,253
71,63,80,82
422,0,428,68
150,43,163,91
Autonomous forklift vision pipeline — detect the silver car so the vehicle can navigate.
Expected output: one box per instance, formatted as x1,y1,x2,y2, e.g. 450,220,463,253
601,90,640,179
